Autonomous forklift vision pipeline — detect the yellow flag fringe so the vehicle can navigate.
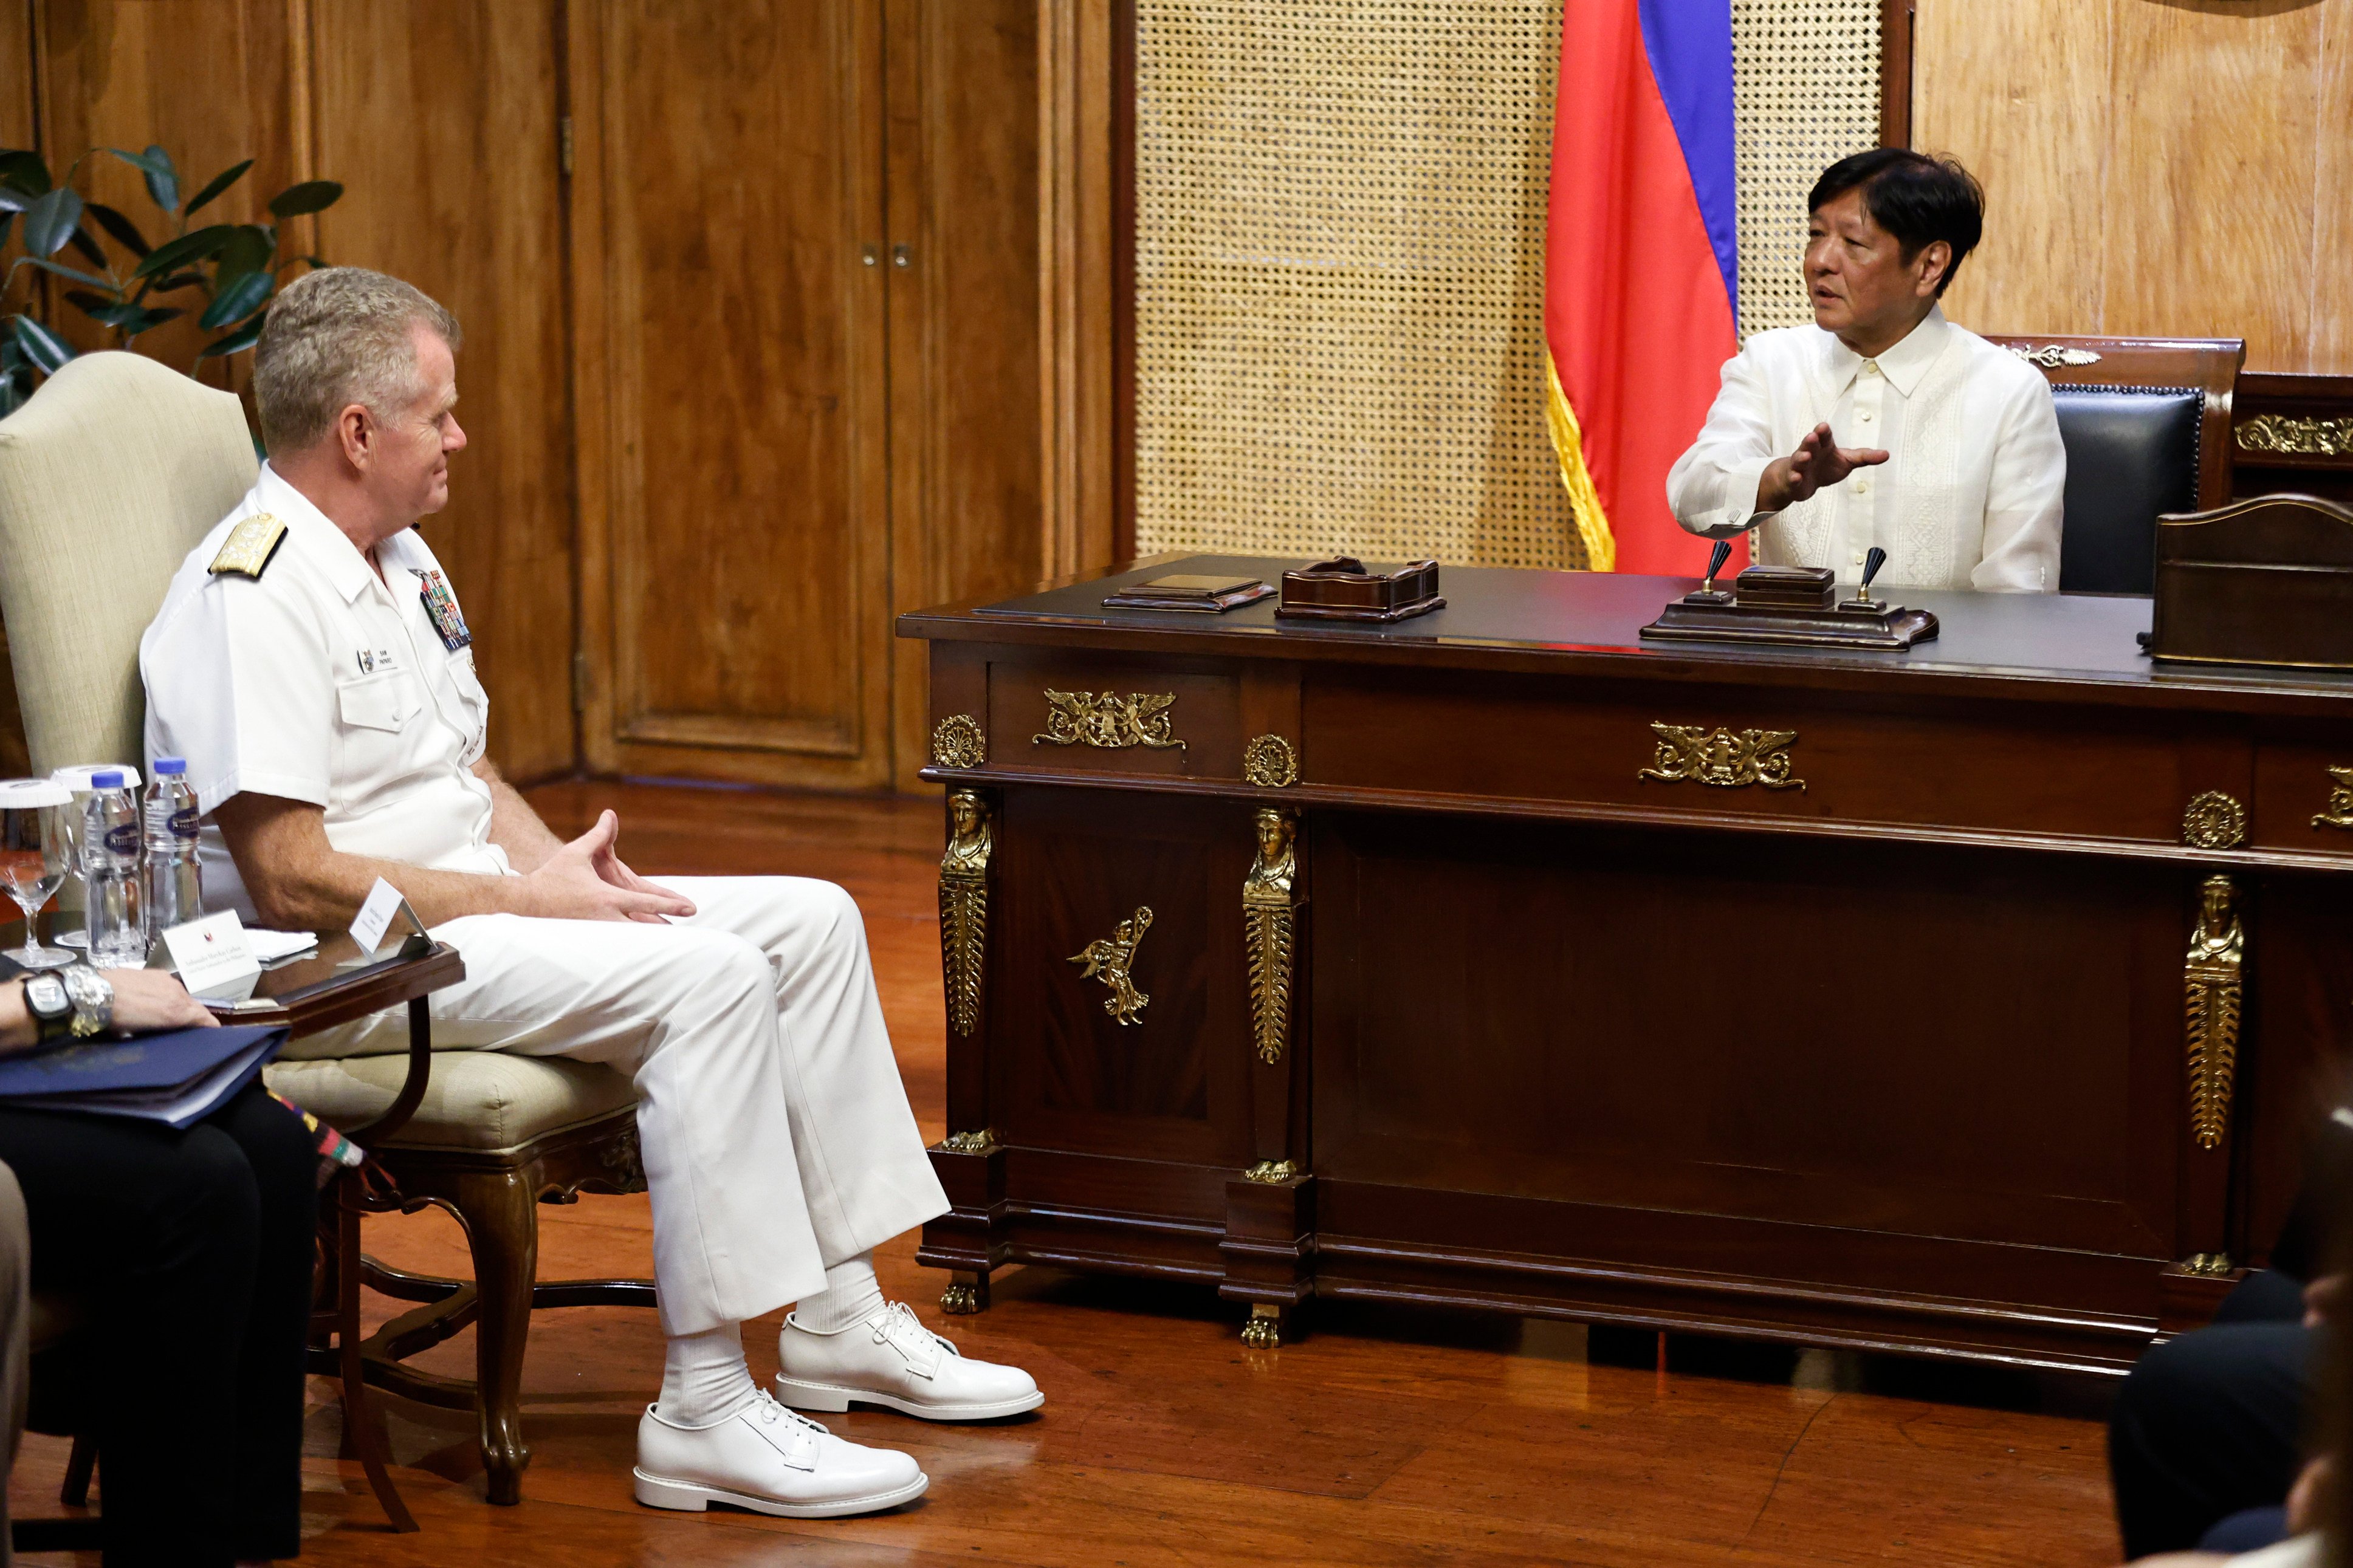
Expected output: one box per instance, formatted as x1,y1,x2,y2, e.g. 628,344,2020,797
1543,351,1616,572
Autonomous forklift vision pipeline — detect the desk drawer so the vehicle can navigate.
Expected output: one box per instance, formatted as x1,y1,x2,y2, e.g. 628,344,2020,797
980,654,1244,782
1304,669,2197,845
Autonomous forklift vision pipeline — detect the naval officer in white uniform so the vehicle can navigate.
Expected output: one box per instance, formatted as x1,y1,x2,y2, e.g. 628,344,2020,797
140,267,1040,1520
1668,148,2066,593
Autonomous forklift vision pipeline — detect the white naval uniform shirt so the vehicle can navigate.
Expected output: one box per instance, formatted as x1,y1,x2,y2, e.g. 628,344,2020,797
1665,307,2067,592
139,464,507,920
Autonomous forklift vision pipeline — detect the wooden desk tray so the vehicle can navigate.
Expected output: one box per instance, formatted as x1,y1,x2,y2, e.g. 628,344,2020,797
1101,573,1275,613
1278,556,1446,623
1641,565,1939,651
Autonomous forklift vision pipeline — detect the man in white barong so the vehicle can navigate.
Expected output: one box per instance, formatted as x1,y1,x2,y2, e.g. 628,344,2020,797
140,268,1040,1522
1668,148,2066,592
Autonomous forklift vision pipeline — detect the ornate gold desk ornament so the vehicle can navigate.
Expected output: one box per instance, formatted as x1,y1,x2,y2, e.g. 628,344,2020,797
1243,808,1300,1065
1032,691,1187,752
1243,1159,1299,1183
1071,907,1155,1025
1243,733,1299,788
2315,767,2353,830
2238,413,2353,459
937,792,992,1037
939,1128,997,1155
2182,790,2248,850
1637,724,1805,792
2183,874,2244,1151
1241,1303,1283,1350
931,713,985,770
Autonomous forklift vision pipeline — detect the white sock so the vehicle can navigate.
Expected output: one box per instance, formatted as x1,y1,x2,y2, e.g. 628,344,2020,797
657,1321,760,1426
791,1252,885,1335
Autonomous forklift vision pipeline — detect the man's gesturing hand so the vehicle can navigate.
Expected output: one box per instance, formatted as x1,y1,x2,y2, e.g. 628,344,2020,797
520,810,696,923
1755,422,1888,515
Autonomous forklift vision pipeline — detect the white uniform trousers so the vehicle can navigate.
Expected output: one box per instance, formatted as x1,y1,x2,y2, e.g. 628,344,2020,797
296,875,948,1335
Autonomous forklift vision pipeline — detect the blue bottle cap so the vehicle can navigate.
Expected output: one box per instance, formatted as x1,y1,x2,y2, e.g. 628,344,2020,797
153,757,187,776
88,770,125,790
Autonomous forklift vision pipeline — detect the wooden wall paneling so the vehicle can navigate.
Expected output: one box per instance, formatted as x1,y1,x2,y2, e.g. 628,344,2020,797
32,0,298,380
1037,0,1117,580
2317,0,2351,375
884,0,1043,789
2102,0,2324,374
308,0,577,782
571,0,893,789
1878,0,1914,148
1912,0,2112,341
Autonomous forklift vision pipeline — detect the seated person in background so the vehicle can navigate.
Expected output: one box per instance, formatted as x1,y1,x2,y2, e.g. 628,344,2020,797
0,966,315,1567
1668,148,2066,593
2109,1104,2353,1560
140,268,1040,1522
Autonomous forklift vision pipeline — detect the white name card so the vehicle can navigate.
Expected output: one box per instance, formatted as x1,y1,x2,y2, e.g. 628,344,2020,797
161,911,261,998
349,877,408,955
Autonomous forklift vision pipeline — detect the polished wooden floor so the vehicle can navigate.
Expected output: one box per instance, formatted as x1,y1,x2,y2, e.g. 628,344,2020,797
13,781,2126,1566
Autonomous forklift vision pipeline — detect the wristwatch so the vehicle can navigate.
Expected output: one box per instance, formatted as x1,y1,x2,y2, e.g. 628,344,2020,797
21,971,73,1045
58,965,114,1039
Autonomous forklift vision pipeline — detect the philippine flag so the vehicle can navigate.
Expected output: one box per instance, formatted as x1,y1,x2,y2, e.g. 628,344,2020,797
1544,0,1741,576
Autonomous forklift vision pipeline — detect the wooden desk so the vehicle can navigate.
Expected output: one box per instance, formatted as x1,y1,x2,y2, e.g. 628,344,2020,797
899,558,2353,1373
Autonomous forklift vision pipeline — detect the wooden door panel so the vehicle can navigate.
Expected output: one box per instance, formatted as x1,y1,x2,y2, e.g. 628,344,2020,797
574,0,890,786
994,786,1254,1172
1312,812,2185,1263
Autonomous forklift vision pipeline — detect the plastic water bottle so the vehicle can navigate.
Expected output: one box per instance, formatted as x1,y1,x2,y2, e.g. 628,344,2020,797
81,769,145,967
143,757,202,940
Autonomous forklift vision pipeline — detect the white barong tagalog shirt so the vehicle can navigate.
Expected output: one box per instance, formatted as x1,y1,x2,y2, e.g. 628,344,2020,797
1666,306,2066,592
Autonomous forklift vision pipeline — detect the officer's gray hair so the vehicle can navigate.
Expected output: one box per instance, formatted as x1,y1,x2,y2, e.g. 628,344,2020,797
252,267,462,455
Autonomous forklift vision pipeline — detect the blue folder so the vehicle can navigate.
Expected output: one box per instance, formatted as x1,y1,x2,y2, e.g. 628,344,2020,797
0,1025,289,1129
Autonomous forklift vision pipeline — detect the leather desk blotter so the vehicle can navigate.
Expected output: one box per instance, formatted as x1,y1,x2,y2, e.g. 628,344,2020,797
1640,564,1939,651
1277,556,1445,623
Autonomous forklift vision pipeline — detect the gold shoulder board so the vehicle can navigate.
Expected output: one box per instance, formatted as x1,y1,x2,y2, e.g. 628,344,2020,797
208,512,288,579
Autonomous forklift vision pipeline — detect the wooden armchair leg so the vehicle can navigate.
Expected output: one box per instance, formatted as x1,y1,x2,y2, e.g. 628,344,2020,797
335,1191,418,1532
454,1168,538,1506
59,1431,94,1507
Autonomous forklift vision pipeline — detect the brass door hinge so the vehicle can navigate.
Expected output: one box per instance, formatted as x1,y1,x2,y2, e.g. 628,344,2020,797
558,115,575,178
571,650,591,713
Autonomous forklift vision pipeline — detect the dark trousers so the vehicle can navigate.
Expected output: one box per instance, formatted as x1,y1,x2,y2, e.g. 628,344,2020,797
0,1084,316,1566
2108,1268,2311,1559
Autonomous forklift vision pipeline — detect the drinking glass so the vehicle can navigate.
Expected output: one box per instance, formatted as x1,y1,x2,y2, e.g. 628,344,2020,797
0,778,74,968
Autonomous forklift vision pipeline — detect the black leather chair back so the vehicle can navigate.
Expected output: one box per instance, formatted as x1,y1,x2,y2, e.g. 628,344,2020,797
2052,386,2203,595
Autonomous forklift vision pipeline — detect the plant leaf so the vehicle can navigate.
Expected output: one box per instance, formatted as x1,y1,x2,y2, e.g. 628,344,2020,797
132,224,235,279
83,202,151,256
12,315,75,374
199,269,271,329
184,158,253,217
62,289,118,314
143,270,207,294
141,143,178,211
22,187,84,258
22,256,113,291
0,150,50,196
266,180,342,219
117,305,185,340
0,187,29,215
64,225,107,269
197,315,266,359
213,224,275,286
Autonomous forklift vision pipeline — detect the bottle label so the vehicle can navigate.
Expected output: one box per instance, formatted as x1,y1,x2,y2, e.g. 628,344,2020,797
170,807,199,840
103,824,139,856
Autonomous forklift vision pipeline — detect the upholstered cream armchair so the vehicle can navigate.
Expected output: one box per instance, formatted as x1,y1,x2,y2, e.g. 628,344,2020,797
0,351,651,1509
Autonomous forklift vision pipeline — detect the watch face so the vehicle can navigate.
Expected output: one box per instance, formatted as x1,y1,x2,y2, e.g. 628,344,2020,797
25,974,66,1013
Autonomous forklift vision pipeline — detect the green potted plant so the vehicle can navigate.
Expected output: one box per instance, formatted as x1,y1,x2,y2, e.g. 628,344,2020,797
0,144,342,416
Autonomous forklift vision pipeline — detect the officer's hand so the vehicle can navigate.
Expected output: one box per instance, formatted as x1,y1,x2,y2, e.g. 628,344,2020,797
100,968,219,1032
589,823,695,926
523,812,698,923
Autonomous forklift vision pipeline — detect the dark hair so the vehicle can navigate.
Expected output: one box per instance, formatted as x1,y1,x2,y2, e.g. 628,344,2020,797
1807,148,1985,297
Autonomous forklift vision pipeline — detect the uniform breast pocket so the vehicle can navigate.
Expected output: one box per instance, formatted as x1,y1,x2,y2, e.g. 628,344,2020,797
335,671,424,735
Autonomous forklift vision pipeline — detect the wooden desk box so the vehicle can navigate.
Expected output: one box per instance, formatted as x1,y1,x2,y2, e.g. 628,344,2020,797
2152,494,2353,669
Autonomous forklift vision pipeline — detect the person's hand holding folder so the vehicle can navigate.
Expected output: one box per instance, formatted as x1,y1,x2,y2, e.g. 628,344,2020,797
0,967,215,1056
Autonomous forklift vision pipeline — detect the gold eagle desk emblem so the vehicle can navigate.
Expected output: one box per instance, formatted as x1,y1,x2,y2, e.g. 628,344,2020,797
1636,724,1806,792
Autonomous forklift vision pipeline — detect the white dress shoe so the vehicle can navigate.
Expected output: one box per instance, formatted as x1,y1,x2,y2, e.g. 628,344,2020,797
633,1390,929,1518
776,1300,1045,1421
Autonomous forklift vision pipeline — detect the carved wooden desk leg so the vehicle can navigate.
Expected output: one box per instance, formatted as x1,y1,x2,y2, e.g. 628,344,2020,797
455,1165,538,1505
919,1129,1008,1313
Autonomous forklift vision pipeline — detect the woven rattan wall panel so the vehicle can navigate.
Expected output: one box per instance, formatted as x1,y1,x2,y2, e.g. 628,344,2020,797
1133,1,1881,567
1731,0,1883,336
